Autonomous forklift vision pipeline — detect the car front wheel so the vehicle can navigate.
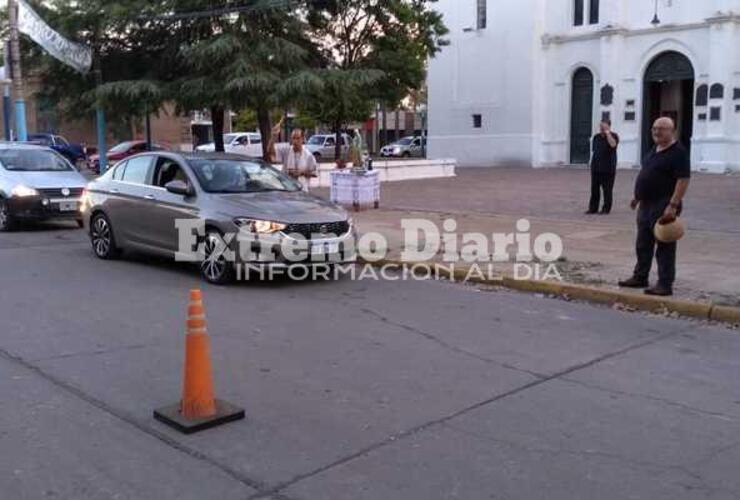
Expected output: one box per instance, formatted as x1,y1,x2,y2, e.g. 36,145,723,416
90,213,121,259
200,231,234,285
0,198,16,232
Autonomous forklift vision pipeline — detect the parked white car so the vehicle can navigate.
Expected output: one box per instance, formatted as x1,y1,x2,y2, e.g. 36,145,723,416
195,133,263,157
0,143,88,231
305,134,351,162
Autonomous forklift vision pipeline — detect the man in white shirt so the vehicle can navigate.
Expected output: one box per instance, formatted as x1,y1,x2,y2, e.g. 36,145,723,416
268,123,318,192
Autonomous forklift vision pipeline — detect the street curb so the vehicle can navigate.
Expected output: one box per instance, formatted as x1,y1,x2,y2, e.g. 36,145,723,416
710,305,740,325
360,258,739,325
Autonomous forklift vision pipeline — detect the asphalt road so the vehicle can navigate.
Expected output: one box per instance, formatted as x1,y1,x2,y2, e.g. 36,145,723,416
1,221,740,500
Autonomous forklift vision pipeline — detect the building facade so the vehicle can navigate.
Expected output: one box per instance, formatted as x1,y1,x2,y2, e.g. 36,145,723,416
0,75,214,152
428,0,740,172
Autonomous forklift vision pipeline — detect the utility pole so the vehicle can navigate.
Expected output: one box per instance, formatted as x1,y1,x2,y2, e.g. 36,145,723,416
8,0,28,141
3,42,12,141
94,67,108,173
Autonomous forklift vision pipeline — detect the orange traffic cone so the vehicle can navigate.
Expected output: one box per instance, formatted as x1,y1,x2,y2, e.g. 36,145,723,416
154,289,245,434
181,289,216,418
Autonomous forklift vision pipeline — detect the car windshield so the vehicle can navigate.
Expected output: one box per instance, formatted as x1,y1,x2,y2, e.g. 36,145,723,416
189,159,300,193
0,149,74,172
306,136,326,145
223,134,240,144
109,141,136,153
395,138,414,146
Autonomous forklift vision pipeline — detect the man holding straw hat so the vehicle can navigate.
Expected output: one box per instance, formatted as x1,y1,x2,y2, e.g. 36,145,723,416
619,117,691,297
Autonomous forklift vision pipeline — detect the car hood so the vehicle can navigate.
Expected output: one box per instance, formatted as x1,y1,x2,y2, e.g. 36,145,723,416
209,191,348,224
196,143,216,152
2,170,87,189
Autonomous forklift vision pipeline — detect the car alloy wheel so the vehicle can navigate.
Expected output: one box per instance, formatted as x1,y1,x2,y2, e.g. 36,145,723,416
200,231,234,284
0,199,16,232
90,214,120,259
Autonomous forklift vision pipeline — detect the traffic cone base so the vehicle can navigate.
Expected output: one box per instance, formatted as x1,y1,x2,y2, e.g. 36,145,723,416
154,399,245,435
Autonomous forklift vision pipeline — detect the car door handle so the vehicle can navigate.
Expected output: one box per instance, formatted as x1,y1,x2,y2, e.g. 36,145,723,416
144,194,156,200
109,188,119,194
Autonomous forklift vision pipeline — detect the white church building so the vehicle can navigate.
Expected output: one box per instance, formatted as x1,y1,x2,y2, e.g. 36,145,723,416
427,0,740,172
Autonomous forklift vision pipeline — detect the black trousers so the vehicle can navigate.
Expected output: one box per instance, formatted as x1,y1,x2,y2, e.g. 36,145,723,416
633,199,678,288
589,170,616,213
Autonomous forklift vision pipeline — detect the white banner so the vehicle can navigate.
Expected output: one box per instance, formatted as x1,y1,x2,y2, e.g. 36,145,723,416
18,0,92,74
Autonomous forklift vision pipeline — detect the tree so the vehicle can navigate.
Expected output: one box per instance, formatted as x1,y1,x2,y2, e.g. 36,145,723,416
305,0,448,159
23,0,170,136
24,0,447,161
28,0,314,155
221,4,322,159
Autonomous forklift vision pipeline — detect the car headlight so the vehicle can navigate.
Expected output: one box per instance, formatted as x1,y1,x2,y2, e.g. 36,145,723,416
11,185,39,198
79,189,90,212
234,218,287,234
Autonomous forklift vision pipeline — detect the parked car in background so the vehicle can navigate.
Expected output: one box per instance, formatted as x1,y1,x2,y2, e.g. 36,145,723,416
88,140,170,174
195,132,263,158
380,136,424,158
83,152,355,284
304,134,351,162
28,133,87,168
0,143,88,231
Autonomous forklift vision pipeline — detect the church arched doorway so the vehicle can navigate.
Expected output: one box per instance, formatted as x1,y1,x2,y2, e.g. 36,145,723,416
642,51,695,156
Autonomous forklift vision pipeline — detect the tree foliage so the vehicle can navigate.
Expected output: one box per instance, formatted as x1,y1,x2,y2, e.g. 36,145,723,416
305,0,448,157
23,0,447,157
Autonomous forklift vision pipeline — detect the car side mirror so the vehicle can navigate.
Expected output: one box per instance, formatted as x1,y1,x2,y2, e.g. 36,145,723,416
165,180,194,197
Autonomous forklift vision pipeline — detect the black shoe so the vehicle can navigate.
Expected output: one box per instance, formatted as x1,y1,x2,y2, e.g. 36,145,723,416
599,210,611,215
584,210,598,215
618,277,649,288
645,286,673,297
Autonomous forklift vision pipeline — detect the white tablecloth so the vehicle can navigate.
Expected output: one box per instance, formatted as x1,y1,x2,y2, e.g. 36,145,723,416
330,170,380,211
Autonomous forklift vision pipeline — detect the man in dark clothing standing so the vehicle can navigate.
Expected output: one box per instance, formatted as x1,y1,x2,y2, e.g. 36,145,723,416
586,120,619,214
619,117,691,296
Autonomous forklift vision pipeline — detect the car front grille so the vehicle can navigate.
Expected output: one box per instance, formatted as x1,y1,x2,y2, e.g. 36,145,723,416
283,220,351,240
37,187,84,199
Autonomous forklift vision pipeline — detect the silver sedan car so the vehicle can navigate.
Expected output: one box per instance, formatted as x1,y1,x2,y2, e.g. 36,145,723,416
380,136,424,158
82,152,356,283
0,143,88,231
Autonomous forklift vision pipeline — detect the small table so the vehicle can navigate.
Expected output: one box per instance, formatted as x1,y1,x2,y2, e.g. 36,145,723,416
330,169,380,211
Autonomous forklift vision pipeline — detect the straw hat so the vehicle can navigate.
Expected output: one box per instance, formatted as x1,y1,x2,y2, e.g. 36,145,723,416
654,216,686,243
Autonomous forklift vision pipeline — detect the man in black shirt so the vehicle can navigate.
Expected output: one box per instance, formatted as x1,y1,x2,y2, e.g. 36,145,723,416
619,117,691,296
586,120,619,214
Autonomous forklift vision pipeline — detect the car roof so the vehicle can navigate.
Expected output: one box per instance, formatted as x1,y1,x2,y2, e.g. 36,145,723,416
133,151,263,162
0,142,53,151
313,133,349,138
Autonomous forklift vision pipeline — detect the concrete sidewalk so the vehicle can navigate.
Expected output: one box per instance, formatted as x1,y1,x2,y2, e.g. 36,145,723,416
336,167,740,306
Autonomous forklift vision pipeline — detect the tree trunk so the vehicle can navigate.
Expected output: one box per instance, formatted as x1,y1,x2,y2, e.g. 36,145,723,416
257,105,272,162
381,105,387,147
334,120,342,162
211,105,225,153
